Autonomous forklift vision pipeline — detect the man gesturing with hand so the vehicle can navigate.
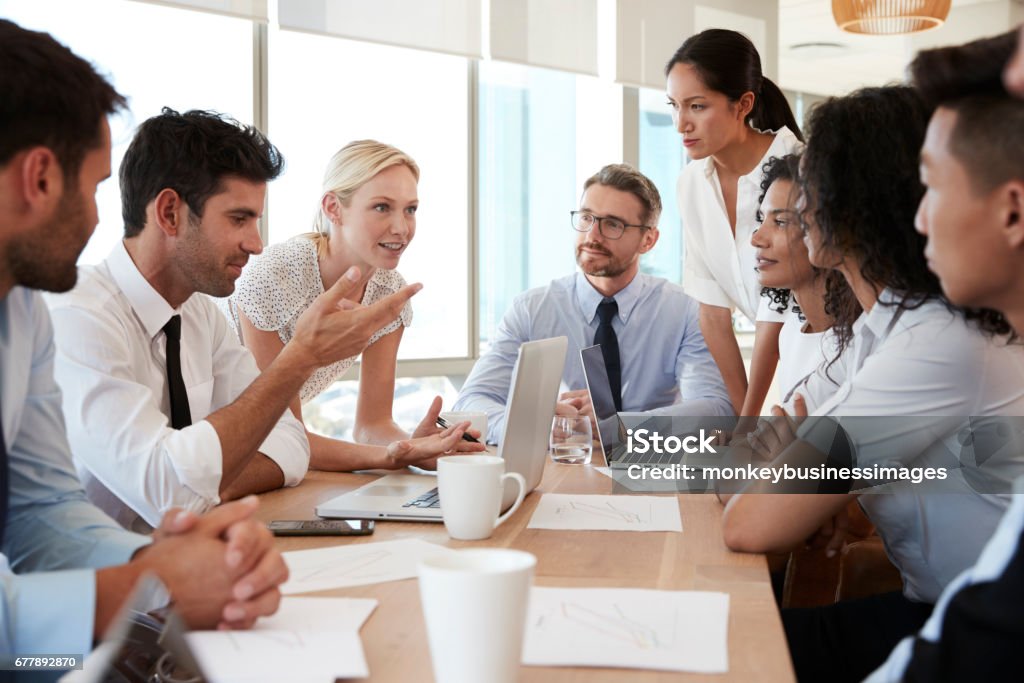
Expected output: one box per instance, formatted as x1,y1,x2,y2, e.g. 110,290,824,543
47,108,421,530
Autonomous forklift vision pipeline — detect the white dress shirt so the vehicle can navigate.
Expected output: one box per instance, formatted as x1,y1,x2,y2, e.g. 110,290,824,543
47,242,309,530
776,312,839,409
794,291,1024,603
677,126,802,322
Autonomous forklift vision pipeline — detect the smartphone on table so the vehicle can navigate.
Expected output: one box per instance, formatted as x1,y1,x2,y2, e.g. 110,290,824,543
268,519,375,536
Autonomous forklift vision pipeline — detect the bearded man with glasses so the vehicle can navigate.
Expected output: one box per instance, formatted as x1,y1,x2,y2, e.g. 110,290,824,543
455,163,732,446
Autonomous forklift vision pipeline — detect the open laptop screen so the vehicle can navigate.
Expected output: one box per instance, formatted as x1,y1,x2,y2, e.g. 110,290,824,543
580,344,621,457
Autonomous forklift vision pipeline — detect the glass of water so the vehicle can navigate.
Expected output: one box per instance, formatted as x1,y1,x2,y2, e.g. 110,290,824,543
549,416,593,465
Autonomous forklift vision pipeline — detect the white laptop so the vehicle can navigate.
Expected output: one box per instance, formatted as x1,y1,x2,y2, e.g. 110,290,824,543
316,336,568,521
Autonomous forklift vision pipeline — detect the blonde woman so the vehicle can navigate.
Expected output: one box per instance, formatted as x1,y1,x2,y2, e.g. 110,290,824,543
223,140,483,471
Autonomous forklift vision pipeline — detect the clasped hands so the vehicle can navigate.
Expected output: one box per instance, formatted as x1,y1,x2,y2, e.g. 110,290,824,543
134,495,286,630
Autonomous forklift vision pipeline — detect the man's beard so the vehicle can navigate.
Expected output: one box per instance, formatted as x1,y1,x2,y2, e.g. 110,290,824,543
7,188,88,293
576,242,629,278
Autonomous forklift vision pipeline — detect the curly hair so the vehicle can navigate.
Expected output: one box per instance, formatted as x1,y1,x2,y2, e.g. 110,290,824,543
800,85,1012,357
756,154,804,317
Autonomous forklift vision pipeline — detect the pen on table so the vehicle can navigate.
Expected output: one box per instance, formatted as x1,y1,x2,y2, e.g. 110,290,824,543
436,416,481,444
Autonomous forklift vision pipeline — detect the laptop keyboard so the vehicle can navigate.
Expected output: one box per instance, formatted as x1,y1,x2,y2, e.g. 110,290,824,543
402,487,440,509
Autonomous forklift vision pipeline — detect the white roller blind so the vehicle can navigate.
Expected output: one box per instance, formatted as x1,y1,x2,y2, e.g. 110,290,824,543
616,0,777,90
128,0,267,21
616,0,691,89
278,0,482,58
490,0,598,76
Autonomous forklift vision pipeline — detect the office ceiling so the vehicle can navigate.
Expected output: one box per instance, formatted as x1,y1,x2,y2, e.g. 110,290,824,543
779,0,1014,95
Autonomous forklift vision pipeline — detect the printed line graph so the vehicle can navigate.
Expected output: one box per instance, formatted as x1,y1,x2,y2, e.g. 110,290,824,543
552,601,678,650
289,549,393,585
553,499,653,525
281,539,455,594
528,493,683,531
522,587,730,673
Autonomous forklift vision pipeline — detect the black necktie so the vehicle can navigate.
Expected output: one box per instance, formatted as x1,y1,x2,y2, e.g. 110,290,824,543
0,397,9,549
594,298,622,412
162,315,192,430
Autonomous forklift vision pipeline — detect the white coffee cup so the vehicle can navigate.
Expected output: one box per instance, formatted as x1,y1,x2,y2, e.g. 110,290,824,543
439,410,488,441
436,455,526,541
419,549,536,683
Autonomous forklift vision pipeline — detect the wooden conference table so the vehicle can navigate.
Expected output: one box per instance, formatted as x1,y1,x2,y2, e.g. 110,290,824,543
256,456,796,682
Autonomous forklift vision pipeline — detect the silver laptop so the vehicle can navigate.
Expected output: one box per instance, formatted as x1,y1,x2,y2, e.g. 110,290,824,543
316,336,569,521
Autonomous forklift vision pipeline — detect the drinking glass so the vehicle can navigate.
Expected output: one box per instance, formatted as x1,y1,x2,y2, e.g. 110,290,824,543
549,416,593,465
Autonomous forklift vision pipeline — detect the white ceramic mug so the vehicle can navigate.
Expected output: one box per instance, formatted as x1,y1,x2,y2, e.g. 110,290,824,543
436,455,526,541
439,410,488,441
419,549,536,683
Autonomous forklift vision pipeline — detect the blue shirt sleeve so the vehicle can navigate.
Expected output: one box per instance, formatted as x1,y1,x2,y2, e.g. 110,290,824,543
1,289,149,656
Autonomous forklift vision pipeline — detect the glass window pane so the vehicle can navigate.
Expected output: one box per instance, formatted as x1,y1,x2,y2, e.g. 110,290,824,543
303,375,459,441
477,62,621,353
0,0,253,265
267,28,470,360
638,87,685,283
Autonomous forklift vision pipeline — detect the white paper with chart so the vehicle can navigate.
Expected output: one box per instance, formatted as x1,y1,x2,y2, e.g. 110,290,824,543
280,538,457,594
526,493,682,532
522,587,729,673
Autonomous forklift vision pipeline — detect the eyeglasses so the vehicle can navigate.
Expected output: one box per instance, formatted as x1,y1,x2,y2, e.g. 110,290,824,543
570,211,652,240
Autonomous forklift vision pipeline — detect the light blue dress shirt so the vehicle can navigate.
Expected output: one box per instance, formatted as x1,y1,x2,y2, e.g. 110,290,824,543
0,288,149,661
455,272,733,443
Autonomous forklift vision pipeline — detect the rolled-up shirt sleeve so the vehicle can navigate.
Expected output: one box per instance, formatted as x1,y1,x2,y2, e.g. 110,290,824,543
681,228,732,310
50,286,309,529
205,302,309,486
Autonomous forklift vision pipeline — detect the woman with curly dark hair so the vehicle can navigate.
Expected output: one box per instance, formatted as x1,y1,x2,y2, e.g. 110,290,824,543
750,153,842,406
721,85,1024,683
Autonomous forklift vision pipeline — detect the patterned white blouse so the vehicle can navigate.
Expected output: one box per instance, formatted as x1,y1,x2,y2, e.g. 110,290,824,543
221,237,413,403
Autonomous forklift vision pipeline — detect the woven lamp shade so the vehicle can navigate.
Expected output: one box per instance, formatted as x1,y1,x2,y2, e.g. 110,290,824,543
832,0,951,35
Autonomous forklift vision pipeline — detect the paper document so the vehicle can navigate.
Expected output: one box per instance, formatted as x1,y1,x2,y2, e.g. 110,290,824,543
186,630,368,682
527,493,682,532
522,587,729,673
281,538,456,594
256,596,377,631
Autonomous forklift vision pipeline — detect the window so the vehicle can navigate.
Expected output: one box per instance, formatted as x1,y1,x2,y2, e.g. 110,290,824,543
0,0,253,265
267,27,470,360
637,87,685,284
476,61,621,352
303,376,460,441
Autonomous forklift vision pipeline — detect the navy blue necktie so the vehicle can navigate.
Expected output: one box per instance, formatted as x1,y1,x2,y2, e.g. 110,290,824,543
163,316,192,430
594,299,622,412
0,397,9,548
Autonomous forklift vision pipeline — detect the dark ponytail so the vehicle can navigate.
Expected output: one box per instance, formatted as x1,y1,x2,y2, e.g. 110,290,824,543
666,28,804,141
